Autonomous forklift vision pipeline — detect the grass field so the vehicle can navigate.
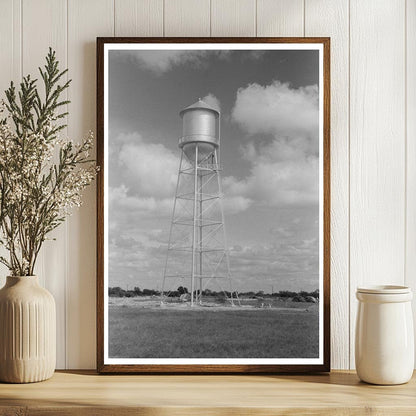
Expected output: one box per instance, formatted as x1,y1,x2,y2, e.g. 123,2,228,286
109,299,319,358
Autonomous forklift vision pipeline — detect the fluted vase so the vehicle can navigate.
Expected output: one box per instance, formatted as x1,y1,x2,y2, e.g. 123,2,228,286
0,276,56,383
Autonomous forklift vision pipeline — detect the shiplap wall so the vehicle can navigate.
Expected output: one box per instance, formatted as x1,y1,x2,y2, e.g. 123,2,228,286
0,0,414,370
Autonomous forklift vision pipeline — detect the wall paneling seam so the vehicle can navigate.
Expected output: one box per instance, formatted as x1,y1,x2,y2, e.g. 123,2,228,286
20,0,23,79
303,0,305,36
348,0,351,370
209,0,211,37
404,0,408,287
19,0,22,80
64,0,69,369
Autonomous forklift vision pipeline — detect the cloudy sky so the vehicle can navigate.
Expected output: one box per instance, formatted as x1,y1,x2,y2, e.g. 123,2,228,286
108,48,320,293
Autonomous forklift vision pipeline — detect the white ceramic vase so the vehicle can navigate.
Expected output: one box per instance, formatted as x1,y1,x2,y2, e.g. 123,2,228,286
355,285,414,385
0,276,56,383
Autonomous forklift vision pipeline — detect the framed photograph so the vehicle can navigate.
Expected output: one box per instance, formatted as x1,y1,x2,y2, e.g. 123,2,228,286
97,37,330,373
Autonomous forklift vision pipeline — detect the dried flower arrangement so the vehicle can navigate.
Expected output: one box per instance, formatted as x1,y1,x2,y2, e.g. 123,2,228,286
0,48,96,276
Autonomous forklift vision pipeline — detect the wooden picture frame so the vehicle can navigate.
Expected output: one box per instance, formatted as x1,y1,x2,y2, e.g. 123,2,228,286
97,37,330,373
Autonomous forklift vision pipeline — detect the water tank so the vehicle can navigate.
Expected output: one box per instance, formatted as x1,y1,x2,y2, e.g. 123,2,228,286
179,99,219,162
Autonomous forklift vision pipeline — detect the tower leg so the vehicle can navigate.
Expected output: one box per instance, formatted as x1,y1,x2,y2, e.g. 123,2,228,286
214,149,234,306
190,145,199,307
199,172,203,305
161,151,183,304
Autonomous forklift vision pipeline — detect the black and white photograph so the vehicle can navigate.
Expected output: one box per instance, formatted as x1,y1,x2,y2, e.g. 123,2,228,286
98,39,329,371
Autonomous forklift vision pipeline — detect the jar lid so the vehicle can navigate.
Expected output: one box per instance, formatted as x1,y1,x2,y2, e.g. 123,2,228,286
357,285,411,294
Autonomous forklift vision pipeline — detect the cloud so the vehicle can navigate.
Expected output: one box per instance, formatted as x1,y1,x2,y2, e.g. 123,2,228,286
117,134,179,198
222,195,252,214
116,50,269,75
107,132,179,220
270,227,295,238
245,51,266,60
110,131,253,218
226,80,319,207
123,50,206,74
232,80,318,139
201,93,221,112
118,50,232,74
226,239,319,291
223,139,318,207
109,185,174,216
108,226,169,288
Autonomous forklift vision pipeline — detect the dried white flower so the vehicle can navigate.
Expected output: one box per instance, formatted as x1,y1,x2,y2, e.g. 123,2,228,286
0,49,97,276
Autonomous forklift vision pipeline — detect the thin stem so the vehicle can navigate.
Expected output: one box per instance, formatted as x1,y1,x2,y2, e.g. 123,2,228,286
0,49,96,276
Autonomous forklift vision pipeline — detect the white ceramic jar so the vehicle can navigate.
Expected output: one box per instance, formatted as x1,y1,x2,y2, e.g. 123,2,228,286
355,285,414,385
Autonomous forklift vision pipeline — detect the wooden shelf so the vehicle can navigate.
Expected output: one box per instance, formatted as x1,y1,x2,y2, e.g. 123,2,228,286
0,370,415,415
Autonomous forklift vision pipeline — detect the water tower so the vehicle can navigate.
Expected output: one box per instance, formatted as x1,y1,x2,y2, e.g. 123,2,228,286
161,99,237,306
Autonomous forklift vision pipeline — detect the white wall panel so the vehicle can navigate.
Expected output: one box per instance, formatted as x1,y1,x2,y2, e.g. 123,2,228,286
0,0,21,287
0,0,414,369
406,0,416,364
67,0,114,369
22,0,68,369
257,0,304,36
349,0,406,368
115,0,163,37
211,0,256,37
0,0,20,98
165,0,210,37
305,0,350,370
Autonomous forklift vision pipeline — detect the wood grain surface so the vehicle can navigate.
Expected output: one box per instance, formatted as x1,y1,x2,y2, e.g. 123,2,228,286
0,371,415,415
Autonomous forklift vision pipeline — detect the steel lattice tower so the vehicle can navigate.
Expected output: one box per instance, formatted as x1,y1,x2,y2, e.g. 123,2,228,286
161,99,237,306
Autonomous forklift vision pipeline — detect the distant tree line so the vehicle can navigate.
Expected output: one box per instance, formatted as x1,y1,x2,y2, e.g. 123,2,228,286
108,287,159,297
108,286,319,301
